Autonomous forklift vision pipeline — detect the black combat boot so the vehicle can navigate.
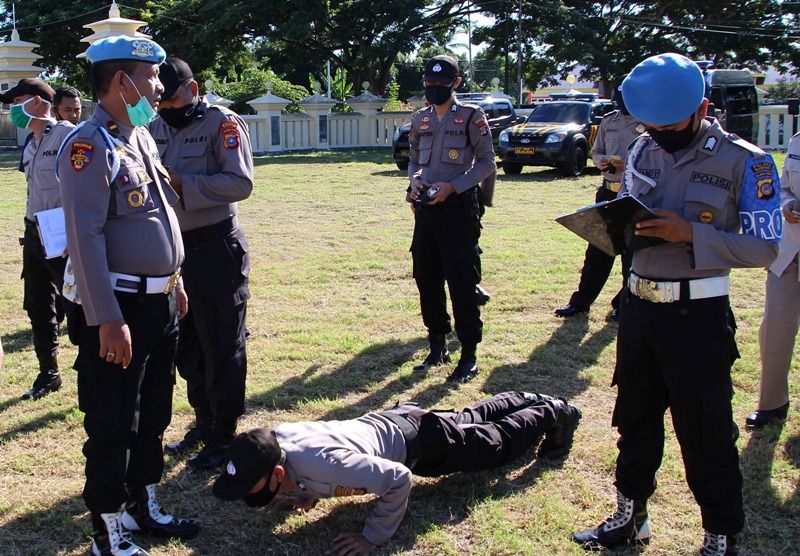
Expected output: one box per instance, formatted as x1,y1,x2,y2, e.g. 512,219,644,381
697,531,737,556
187,418,237,470
164,412,211,455
91,508,149,556
446,345,479,383
573,491,650,550
22,355,62,400
537,398,582,458
413,333,450,372
121,484,200,540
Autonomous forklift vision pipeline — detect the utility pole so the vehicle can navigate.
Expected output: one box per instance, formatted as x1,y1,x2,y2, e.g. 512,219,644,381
467,11,473,87
517,0,523,105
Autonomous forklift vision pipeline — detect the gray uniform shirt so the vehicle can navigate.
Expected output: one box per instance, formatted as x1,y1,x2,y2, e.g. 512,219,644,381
590,110,640,183
770,132,800,277
276,413,410,546
408,100,496,193
621,119,780,280
57,104,184,325
149,98,254,231
23,119,74,220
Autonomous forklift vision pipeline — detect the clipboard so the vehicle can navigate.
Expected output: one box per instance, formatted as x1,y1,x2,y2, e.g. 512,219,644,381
555,194,666,256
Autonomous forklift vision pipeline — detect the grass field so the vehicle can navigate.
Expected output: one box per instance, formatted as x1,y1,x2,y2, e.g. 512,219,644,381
0,150,797,556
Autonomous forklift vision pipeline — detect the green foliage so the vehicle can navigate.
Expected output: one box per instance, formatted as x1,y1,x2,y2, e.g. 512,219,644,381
213,69,308,115
383,80,402,111
330,68,353,113
765,78,800,104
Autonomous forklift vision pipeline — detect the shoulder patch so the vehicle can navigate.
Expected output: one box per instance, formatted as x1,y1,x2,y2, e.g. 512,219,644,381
69,142,94,171
221,120,240,150
703,136,718,152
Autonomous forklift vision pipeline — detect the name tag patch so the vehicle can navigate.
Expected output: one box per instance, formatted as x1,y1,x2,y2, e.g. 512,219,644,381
689,171,732,191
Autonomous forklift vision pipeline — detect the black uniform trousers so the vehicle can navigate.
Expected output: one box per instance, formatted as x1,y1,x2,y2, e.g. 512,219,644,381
411,194,482,348
76,289,178,514
567,185,631,310
22,219,66,368
612,290,744,535
390,391,556,476
176,218,249,430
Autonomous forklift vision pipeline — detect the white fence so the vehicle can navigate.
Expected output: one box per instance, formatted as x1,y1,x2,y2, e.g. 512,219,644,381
240,105,795,155
758,104,798,150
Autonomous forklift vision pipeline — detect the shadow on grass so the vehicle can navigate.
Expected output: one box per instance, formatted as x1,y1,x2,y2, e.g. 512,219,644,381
2,328,35,354
482,313,615,400
0,407,72,444
739,425,800,555
247,338,454,419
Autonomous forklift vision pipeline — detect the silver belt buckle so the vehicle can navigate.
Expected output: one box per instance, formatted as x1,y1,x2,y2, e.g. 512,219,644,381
163,271,180,294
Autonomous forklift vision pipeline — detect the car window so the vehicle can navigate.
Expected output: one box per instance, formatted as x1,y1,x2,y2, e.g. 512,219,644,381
527,103,590,124
480,103,495,118
496,103,512,117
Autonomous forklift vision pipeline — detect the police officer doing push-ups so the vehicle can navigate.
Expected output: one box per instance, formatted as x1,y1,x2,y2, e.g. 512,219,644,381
406,55,496,383
150,57,253,470
572,53,781,556
57,36,199,555
213,392,581,555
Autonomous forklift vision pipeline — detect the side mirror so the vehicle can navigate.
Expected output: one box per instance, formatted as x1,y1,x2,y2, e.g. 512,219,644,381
788,98,799,116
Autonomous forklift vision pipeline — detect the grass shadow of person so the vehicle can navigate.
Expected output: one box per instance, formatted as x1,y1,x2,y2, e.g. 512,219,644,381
482,313,616,401
0,407,73,445
2,328,36,355
247,338,429,415
739,424,800,555
0,479,210,556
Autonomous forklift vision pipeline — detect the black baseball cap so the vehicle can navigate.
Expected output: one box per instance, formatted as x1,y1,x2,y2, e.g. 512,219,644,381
0,78,55,104
212,428,283,501
423,55,459,82
159,56,194,101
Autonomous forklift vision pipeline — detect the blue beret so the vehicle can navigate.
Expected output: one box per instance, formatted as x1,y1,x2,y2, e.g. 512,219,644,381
86,36,166,65
621,53,705,126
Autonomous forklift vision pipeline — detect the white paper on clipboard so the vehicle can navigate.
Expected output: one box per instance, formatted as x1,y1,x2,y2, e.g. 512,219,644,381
34,207,67,259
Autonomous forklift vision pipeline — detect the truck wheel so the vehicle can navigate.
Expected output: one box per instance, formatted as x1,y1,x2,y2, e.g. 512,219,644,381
395,161,409,171
502,161,523,175
558,145,587,177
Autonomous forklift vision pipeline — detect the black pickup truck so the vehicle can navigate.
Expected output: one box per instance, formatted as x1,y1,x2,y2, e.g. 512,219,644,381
496,99,615,177
391,94,526,170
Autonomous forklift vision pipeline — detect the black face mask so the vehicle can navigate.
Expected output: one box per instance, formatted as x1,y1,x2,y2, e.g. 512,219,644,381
244,478,281,507
424,84,454,106
159,97,200,129
647,113,698,153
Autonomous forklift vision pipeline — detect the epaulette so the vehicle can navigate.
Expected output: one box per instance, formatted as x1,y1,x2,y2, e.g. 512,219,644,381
602,109,621,120
725,132,764,157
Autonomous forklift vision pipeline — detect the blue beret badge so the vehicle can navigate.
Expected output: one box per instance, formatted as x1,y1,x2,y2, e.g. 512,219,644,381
131,40,154,59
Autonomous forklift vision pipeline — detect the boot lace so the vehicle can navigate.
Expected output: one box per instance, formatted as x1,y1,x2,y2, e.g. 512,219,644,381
145,485,174,525
601,491,634,531
699,531,728,556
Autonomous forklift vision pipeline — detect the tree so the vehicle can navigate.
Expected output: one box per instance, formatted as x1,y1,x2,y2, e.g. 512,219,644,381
213,68,308,115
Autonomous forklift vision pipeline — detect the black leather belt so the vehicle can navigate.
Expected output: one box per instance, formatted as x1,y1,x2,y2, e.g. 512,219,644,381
182,216,237,245
380,410,420,469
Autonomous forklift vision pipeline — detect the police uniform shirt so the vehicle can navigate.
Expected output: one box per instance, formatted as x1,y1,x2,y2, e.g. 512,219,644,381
275,413,410,546
769,131,800,278
621,118,780,280
590,110,640,183
149,97,254,232
57,103,184,326
408,100,496,192
23,119,75,220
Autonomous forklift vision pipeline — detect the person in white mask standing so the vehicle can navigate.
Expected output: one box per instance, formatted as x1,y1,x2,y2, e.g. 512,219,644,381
2,78,74,400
